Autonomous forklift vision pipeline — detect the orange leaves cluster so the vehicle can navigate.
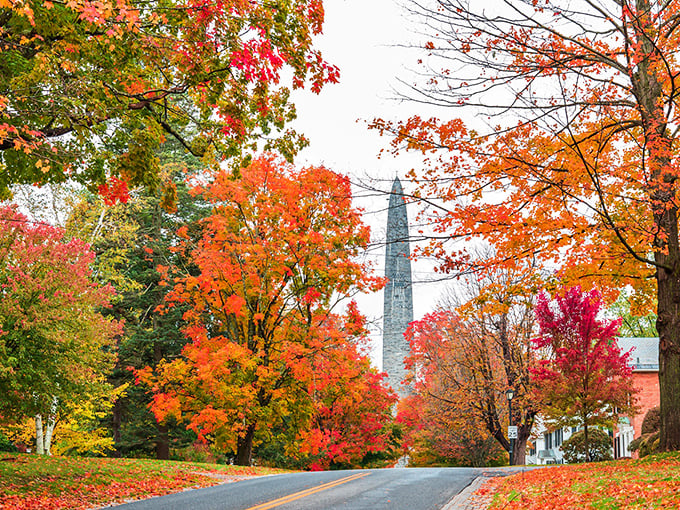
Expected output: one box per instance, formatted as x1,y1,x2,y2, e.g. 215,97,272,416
398,264,539,466
97,176,130,206
369,0,680,315
374,109,658,309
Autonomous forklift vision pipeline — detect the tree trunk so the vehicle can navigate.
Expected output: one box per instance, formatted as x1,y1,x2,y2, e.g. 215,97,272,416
651,152,680,452
112,398,122,458
584,423,590,463
35,414,44,455
514,424,531,465
656,262,680,451
43,397,58,455
513,438,527,466
35,399,58,455
43,415,55,456
235,424,256,466
156,422,170,460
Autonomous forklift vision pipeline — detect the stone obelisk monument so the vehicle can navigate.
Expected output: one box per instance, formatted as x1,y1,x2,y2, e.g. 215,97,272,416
382,176,413,399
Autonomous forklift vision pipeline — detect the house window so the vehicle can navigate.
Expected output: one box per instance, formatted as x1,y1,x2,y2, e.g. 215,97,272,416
555,428,563,446
545,432,553,450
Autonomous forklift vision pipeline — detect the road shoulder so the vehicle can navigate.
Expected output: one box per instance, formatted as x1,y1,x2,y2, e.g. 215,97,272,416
441,465,540,510
440,475,496,510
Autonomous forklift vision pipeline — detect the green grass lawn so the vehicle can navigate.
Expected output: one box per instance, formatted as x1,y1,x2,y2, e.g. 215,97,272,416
0,452,287,509
483,452,680,509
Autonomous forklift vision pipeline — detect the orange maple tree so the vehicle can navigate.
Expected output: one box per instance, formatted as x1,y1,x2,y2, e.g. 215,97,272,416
296,313,396,470
138,155,390,466
400,264,538,465
397,391,505,467
374,0,680,450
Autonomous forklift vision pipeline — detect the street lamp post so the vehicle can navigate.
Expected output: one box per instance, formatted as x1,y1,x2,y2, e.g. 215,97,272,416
506,388,515,466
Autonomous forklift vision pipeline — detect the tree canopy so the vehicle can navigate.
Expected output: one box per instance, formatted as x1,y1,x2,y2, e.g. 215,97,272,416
532,286,637,461
0,0,337,198
402,264,538,465
0,206,120,426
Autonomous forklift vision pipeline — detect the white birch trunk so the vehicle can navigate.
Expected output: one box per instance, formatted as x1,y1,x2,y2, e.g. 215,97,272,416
35,414,44,455
43,415,56,456
34,398,58,455
43,397,58,455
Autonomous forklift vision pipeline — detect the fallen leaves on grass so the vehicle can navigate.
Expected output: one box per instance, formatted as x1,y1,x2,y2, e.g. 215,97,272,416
486,452,680,509
0,453,283,509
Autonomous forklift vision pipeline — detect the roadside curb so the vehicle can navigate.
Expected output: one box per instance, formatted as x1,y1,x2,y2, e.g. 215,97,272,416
440,475,495,510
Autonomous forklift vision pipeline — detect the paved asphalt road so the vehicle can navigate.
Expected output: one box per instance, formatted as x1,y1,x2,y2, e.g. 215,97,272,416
112,467,525,510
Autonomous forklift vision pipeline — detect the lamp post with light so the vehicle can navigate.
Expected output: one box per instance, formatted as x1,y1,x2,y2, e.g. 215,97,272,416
506,388,515,466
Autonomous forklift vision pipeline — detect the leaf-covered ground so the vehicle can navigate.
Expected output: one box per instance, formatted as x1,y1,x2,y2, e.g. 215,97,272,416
0,452,286,509
483,452,680,509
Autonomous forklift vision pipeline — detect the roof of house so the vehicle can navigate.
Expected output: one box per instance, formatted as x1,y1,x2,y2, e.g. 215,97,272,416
616,337,659,371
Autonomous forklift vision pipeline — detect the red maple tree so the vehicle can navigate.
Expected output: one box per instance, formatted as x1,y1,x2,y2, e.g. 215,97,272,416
0,206,121,454
532,286,637,461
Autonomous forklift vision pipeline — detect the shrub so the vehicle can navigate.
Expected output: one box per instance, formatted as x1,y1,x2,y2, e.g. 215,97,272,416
641,406,661,435
0,432,18,453
630,407,661,458
629,431,660,458
561,429,613,463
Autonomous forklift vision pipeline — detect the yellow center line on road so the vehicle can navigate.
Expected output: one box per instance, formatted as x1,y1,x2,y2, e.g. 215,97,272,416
244,471,371,510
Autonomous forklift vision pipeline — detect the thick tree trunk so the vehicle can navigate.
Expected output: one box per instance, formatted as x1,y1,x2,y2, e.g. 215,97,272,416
513,437,527,466
650,137,680,452
656,262,680,451
235,424,256,466
632,0,680,453
156,422,170,460
514,424,531,465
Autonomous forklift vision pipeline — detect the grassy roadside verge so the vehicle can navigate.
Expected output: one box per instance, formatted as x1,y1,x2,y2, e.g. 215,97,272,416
0,452,288,509
479,452,680,509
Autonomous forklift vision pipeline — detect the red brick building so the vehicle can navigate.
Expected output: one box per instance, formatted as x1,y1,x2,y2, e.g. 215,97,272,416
614,337,659,458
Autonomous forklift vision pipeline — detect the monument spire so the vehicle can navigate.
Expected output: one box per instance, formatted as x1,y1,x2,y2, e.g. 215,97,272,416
383,176,414,398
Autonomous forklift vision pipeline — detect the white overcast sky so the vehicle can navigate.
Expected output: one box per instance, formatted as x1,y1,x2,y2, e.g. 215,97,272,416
292,0,422,176
290,0,448,368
